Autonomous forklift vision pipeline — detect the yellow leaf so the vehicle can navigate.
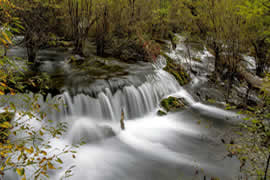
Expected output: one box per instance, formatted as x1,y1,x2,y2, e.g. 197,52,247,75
9,88,16,95
48,162,56,169
39,130,44,136
0,90,5,95
40,150,47,155
1,32,12,45
25,146,34,154
5,157,11,165
0,82,7,88
39,158,46,164
0,122,11,128
16,168,24,176
0,39,7,46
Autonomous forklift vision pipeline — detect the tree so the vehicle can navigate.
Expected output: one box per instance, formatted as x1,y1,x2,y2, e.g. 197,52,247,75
67,0,96,55
95,0,110,57
178,0,245,80
12,0,62,63
239,0,270,77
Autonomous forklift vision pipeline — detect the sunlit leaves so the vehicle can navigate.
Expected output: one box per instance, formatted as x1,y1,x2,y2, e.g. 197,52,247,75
0,121,11,129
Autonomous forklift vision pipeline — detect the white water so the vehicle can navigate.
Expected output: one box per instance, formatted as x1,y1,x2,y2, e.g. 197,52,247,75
3,38,241,180
57,56,180,121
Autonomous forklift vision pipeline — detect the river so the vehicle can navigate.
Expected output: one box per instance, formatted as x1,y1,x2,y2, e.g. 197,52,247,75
3,37,241,180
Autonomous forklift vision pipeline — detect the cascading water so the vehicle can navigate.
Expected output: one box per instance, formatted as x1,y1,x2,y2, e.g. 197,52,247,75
57,56,180,122
3,36,242,180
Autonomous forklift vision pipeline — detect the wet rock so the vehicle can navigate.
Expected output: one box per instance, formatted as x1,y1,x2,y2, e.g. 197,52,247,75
157,110,167,116
192,56,202,62
67,55,85,65
161,52,190,86
99,125,116,138
70,123,116,145
106,38,149,62
160,96,187,112
193,81,226,104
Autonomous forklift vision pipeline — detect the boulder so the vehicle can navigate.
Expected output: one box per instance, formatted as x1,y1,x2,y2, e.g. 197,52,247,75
160,96,188,112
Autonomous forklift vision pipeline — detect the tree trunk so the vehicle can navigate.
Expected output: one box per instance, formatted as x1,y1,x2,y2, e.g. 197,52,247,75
214,46,221,76
245,84,251,105
96,37,105,57
3,46,7,56
253,40,267,77
169,33,176,50
27,47,37,63
226,73,234,100
256,60,265,77
264,153,270,180
96,5,108,57
74,38,83,55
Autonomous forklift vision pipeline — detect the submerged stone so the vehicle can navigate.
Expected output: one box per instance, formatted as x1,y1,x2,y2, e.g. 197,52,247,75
70,123,116,145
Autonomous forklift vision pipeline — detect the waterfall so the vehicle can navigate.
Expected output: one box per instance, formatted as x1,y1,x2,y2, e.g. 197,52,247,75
56,56,181,121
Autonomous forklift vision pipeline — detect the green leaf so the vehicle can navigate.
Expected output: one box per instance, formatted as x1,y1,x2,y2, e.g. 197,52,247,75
56,158,63,164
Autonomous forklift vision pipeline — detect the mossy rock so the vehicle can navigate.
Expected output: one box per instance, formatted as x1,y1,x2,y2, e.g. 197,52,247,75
157,110,167,116
58,41,73,47
48,40,57,47
160,97,187,112
0,112,14,143
67,55,85,65
192,56,202,62
47,39,73,48
161,52,190,86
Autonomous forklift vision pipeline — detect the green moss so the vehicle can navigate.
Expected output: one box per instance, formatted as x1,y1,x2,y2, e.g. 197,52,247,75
157,110,167,116
160,96,186,112
207,98,216,104
59,41,72,47
48,40,73,48
192,56,202,62
168,31,179,47
161,52,190,86
48,40,57,47
68,56,77,63
74,58,126,79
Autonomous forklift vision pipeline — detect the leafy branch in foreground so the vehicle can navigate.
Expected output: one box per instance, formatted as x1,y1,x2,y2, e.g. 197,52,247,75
0,3,77,179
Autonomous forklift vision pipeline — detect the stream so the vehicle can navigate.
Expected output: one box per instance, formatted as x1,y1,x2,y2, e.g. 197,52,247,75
3,38,242,180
